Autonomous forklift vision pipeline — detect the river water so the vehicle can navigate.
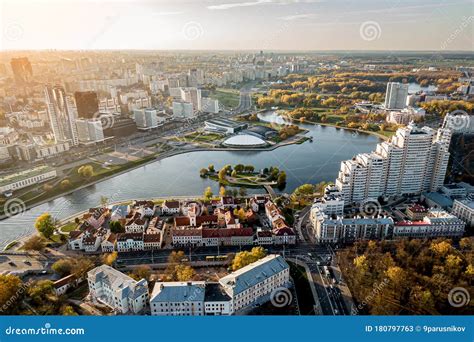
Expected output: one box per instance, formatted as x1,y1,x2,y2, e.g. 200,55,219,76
0,111,381,248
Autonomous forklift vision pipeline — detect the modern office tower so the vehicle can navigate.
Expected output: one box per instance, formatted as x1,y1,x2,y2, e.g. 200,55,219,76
201,97,220,114
10,57,33,84
44,85,79,146
133,108,158,130
75,118,105,143
384,82,409,109
74,91,99,119
180,87,202,111
335,123,451,204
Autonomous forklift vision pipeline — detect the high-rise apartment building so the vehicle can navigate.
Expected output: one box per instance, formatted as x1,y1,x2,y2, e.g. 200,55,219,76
10,57,33,84
384,82,409,109
335,123,451,204
44,85,79,146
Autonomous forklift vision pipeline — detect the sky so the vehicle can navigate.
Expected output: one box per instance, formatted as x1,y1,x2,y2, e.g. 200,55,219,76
0,0,473,51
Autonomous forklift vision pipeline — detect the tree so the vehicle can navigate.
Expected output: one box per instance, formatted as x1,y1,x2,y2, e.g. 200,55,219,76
77,165,94,178
430,240,452,256
60,179,71,190
200,168,208,177
109,221,124,233
175,265,195,281
60,305,78,316
35,213,55,239
238,187,247,197
100,196,109,208
232,247,266,271
0,274,24,314
277,171,287,188
28,280,55,305
231,170,237,177
52,259,74,277
102,252,118,266
130,265,151,281
219,186,227,197
71,257,95,279
22,235,46,252
208,164,215,173
218,168,227,181
234,164,245,173
203,186,213,200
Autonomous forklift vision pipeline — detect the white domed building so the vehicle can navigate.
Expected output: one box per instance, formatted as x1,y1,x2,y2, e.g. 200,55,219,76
222,134,268,148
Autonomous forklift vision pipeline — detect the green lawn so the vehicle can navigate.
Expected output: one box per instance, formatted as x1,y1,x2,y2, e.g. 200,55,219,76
209,89,240,108
60,222,78,232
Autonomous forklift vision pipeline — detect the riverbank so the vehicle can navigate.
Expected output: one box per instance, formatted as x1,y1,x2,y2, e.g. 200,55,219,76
0,137,304,221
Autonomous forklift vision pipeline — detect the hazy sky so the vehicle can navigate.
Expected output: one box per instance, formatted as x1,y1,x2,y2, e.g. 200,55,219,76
0,0,473,51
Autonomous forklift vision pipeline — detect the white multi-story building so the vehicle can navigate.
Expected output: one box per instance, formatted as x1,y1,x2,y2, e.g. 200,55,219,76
44,85,79,146
133,108,158,130
76,118,105,144
87,265,148,314
0,166,57,193
219,254,290,313
310,209,394,243
150,254,289,316
384,82,408,109
201,97,220,114
394,209,466,238
443,112,474,133
172,101,194,118
336,123,451,204
180,87,202,111
452,199,474,227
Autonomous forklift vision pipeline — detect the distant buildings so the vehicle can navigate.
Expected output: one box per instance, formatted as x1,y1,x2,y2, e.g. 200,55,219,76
44,85,79,146
443,112,474,134
384,82,408,109
335,123,451,204
88,265,149,314
150,254,290,316
10,57,33,84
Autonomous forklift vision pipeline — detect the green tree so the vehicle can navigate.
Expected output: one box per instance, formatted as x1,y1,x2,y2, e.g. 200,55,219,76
60,305,78,316
208,164,215,173
60,179,71,190
52,259,74,277
277,171,287,188
78,165,94,178
34,213,55,239
109,221,124,233
218,168,227,181
203,186,213,200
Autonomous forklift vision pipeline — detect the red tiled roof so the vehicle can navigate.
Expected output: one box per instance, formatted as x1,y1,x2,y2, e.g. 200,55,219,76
163,200,180,209
172,229,202,237
202,227,253,238
144,234,161,242
117,232,143,241
54,274,76,288
175,216,191,227
396,221,429,226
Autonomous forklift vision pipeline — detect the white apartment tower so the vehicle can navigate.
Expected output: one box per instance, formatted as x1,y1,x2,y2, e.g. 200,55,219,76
384,82,409,109
336,123,452,204
44,85,79,146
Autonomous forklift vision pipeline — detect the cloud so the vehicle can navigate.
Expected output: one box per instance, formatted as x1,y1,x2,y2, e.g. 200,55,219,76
207,0,323,10
152,11,183,16
279,13,315,21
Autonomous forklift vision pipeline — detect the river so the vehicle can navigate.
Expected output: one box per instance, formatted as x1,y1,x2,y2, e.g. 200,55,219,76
0,111,381,248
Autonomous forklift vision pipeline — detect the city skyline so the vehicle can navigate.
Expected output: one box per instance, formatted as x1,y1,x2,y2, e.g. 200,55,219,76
1,0,473,51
